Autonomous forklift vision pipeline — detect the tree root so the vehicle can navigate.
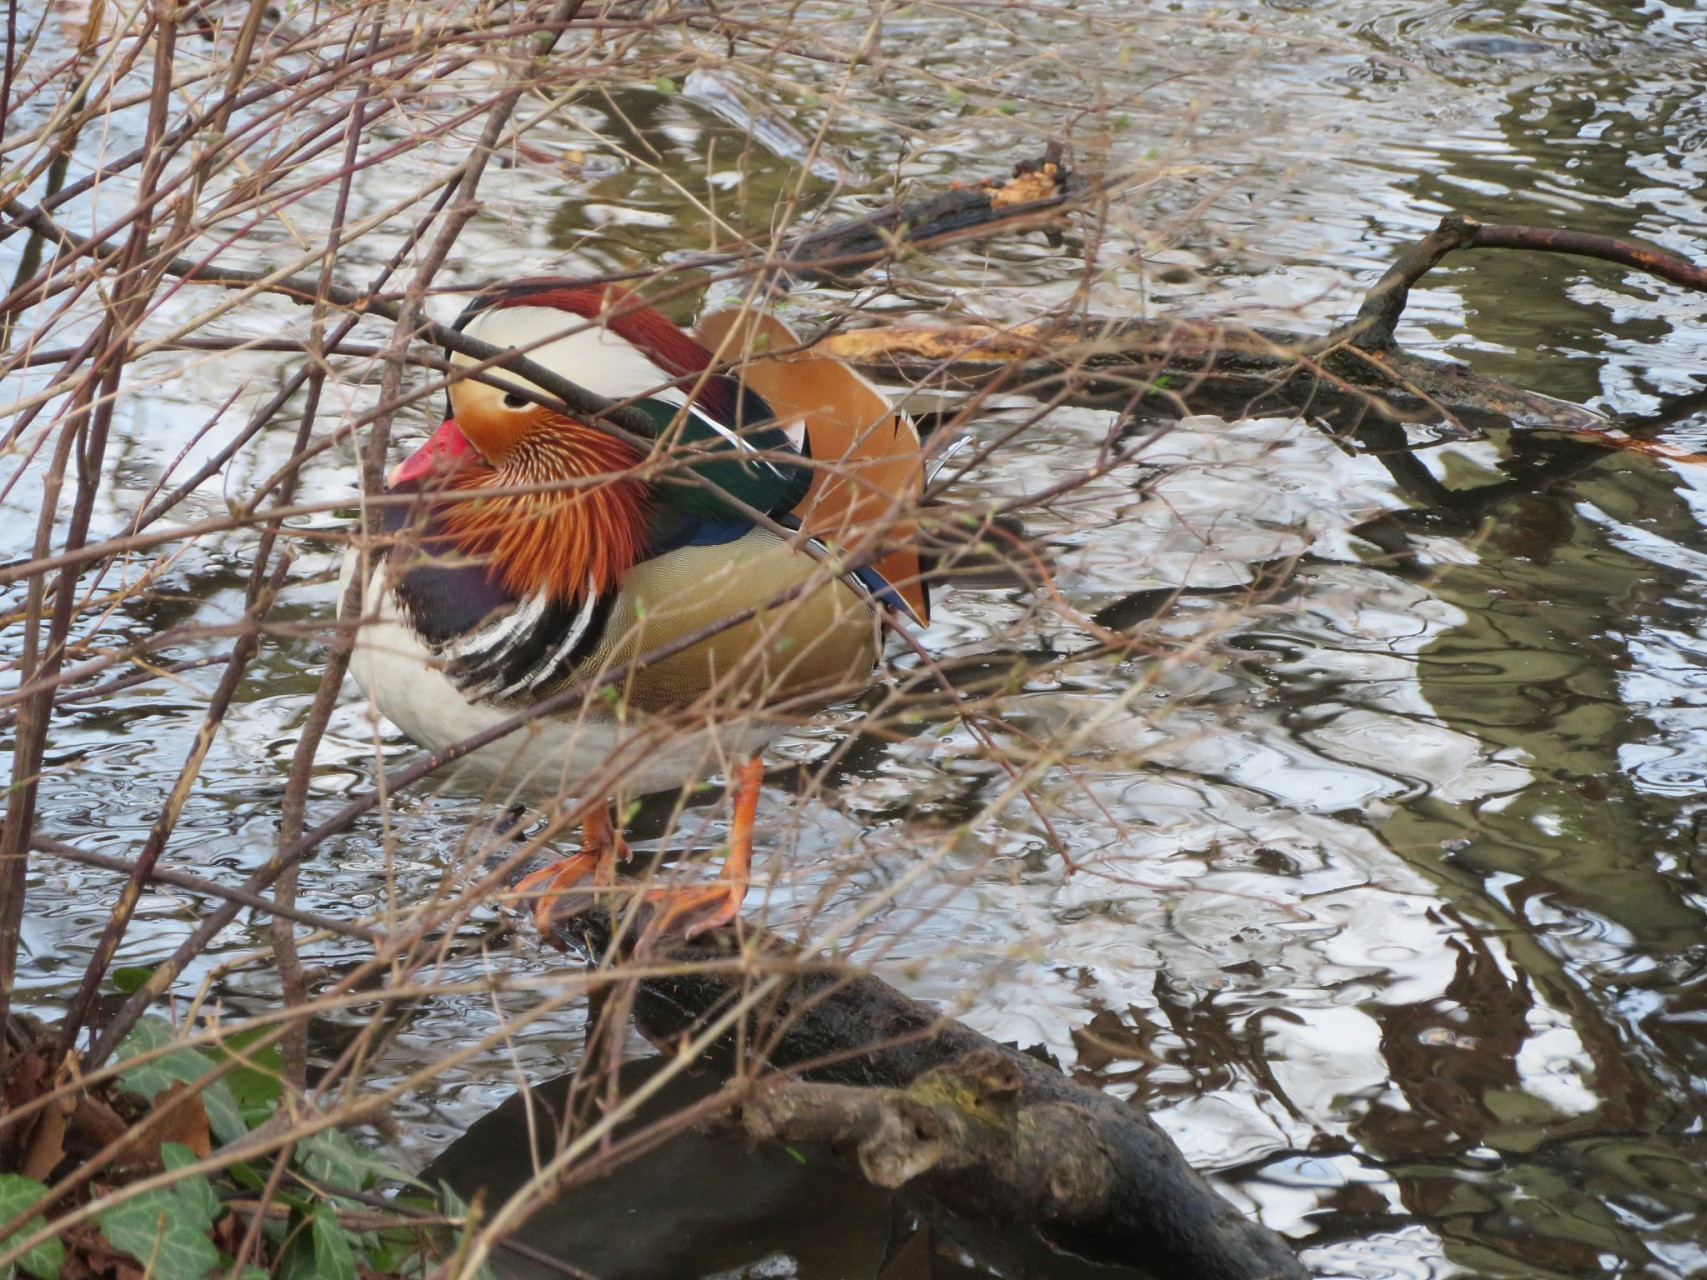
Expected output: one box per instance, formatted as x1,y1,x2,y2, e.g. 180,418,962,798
552,910,1308,1280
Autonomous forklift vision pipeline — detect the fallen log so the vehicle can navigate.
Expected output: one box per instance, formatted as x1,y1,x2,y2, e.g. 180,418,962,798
815,315,1608,433
812,212,1707,447
552,909,1308,1280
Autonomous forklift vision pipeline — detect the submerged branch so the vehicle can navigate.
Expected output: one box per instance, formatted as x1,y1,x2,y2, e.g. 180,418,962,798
815,213,1707,449
1339,214,1707,353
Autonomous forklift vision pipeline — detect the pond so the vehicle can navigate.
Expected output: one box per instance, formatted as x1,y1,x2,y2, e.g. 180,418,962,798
3,0,1706,1276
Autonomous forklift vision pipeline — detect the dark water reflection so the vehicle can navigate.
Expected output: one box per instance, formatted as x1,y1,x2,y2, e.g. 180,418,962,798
1371,441,1707,1275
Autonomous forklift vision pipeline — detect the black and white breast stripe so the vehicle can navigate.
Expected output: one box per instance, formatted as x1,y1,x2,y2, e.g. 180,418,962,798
424,577,614,705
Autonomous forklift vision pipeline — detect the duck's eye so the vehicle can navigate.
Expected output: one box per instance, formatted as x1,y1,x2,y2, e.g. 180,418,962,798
501,391,530,409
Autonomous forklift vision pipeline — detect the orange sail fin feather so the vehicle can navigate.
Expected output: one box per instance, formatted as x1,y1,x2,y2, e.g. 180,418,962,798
695,308,930,623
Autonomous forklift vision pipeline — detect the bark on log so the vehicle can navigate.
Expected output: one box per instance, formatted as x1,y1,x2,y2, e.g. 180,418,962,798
815,317,1609,433
772,147,1084,284
551,910,1308,1280
811,213,1707,437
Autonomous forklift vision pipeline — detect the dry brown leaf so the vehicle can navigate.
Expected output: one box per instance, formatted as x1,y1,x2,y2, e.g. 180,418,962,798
146,1080,212,1159
1,1046,52,1172
68,1093,130,1159
19,1049,85,1181
20,1100,68,1182
58,1221,134,1280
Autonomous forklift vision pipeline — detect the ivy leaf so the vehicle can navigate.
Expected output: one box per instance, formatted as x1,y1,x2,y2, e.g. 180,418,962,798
182,1082,244,1147
110,966,154,994
159,1145,219,1226
97,1141,222,1280
226,1162,265,1192
114,1017,247,1146
97,1187,219,1280
113,1017,207,1096
0,1173,64,1280
297,1129,409,1194
208,1032,281,1129
274,1209,311,1280
310,1203,358,1280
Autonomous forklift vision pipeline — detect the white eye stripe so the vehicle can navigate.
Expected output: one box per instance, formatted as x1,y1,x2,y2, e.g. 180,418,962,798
461,307,679,402
456,306,795,482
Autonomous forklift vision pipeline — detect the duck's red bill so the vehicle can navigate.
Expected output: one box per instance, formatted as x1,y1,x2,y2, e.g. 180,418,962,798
390,418,476,487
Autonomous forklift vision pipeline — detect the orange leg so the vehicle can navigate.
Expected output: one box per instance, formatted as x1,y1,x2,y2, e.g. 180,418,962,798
514,801,627,935
644,758,765,941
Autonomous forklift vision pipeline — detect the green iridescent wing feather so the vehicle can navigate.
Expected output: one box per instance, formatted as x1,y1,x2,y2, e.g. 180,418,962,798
635,396,811,523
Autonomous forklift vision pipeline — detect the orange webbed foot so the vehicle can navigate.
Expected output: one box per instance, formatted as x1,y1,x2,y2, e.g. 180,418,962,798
641,758,764,944
515,802,627,936
642,880,745,942
514,852,602,936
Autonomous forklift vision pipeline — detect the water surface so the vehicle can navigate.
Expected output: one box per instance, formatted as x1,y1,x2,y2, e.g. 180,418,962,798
4,1,1707,1276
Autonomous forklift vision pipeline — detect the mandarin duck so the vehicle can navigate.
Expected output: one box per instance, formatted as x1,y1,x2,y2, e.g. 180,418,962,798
347,281,928,938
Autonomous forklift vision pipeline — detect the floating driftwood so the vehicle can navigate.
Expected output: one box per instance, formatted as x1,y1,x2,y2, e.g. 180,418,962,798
771,148,1083,284
553,909,1308,1280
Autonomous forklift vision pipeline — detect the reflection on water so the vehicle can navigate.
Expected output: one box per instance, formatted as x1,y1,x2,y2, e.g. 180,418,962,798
4,0,1707,1276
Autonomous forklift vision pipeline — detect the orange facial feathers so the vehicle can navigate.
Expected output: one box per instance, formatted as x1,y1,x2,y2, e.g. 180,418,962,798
434,287,693,607
436,410,649,607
